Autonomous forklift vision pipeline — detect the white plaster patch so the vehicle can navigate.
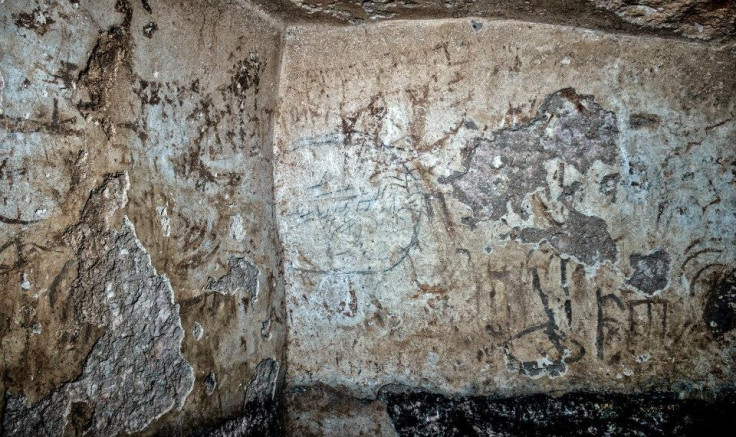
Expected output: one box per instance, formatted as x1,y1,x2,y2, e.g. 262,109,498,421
156,206,171,237
230,214,246,241
193,322,205,341
0,69,4,115
20,273,31,291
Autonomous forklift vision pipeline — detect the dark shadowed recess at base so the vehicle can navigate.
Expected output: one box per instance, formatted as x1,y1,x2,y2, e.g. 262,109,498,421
162,386,736,436
379,387,736,437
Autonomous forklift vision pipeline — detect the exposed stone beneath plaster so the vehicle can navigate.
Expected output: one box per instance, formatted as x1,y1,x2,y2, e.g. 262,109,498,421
3,173,194,436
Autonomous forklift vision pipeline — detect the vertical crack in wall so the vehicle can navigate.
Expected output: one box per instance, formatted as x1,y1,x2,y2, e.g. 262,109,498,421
2,173,194,436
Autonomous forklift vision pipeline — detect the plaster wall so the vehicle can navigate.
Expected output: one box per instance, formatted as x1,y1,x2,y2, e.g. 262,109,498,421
1,0,735,435
1,0,285,434
275,19,736,400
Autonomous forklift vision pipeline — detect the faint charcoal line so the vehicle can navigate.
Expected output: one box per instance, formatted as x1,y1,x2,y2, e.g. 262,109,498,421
681,248,723,270
561,258,572,327
690,263,731,296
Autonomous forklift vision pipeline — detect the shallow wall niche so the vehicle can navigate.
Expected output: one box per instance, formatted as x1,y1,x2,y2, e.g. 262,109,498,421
1,0,285,435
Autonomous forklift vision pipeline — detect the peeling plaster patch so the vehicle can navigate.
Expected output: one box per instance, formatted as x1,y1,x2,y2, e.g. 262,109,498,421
442,88,619,265
3,173,194,436
518,208,617,265
444,88,617,224
157,205,172,237
627,250,671,294
206,257,259,298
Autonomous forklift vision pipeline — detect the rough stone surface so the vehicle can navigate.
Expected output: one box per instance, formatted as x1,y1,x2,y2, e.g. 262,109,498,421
379,387,736,436
592,0,736,41
194,358,282,437
276,19,736,400
206,257,260,298
249,0,736,41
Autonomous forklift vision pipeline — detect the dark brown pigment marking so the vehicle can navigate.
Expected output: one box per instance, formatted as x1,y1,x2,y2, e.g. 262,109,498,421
704,270,736,340
75,0,133,138
627,250,671,295
13,8,56,36
628,113,662,130
142,21,158,38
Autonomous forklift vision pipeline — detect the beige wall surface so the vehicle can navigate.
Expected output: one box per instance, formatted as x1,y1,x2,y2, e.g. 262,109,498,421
275,19,736,398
